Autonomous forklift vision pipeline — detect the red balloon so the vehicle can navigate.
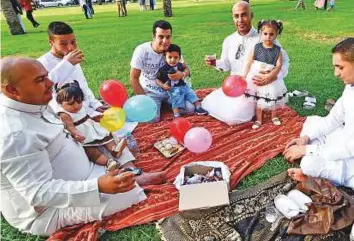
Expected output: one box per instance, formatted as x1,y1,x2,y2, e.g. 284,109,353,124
222,75,247,97
100,80,128,107
170,118,192,143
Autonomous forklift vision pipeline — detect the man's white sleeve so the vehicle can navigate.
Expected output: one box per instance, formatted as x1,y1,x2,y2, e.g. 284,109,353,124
39,58,76,85
215,38,231,72
301,96,345,141
0,132,101,208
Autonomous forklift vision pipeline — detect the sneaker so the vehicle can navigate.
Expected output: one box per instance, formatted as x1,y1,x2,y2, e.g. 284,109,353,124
195,107,209,115
173,113,181,118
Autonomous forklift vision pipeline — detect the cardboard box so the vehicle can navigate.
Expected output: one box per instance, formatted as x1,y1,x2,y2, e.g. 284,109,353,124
178,165,230,211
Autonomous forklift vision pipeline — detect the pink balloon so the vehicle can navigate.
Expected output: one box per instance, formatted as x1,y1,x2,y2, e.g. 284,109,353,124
184,127,212,153
222,75,247,97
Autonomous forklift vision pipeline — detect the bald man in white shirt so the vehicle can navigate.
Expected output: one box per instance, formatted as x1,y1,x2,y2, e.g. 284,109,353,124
0,57,165,236
203,1,289,125
285,38,354,189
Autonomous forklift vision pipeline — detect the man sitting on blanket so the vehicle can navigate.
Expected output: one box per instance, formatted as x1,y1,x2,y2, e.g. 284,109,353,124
284,38,354,189
0,57,165,236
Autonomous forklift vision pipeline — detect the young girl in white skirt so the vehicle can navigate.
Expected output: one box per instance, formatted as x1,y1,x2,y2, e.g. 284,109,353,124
244,20,287,130
55,81,127,170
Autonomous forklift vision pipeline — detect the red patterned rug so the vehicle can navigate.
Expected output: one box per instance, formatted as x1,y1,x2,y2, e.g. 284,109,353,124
48,89,305,241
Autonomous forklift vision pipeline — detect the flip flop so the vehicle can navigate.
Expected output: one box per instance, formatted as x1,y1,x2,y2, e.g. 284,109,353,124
325,98,336,112
303,96,317,110
288,90,309,98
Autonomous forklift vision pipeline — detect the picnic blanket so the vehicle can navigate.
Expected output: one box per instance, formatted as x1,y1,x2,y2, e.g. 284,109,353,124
158,172,354,241
48,89,305,241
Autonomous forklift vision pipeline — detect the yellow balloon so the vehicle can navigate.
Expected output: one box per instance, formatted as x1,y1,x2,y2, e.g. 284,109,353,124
100,107,126,132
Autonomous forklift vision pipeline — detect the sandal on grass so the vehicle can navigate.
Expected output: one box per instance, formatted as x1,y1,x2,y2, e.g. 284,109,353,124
303,96,317,110
287,90,309,97
325,98,336,112
272,117,282,126
252,121,262,130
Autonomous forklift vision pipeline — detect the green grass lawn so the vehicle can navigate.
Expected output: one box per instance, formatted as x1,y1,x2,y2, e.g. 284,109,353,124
1,0,354,240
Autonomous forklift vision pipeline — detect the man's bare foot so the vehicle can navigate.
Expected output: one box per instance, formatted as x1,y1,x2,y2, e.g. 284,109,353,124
136,171,167,186
287,168,308,182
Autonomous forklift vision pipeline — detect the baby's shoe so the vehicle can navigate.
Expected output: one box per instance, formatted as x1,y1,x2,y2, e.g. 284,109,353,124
195,106,209,115
174,113,181,119
252,121,262,130
272,117,282,126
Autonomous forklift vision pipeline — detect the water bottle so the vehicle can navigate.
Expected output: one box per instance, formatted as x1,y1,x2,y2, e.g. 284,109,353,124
126,132,140,155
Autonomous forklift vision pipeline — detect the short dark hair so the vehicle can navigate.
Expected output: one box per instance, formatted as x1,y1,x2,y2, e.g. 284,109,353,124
48,21,73,36
152,20,172,35
55,80,84,104
332,38,354,62
166,44,181,56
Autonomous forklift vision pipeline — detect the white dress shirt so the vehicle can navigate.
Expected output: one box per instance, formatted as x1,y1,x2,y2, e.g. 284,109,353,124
37,52,102,117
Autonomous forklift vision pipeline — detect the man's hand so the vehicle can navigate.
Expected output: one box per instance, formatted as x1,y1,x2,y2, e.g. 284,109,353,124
91,114,103,122
162,83,171,91
64,49,84,65
98,170,136,194
205,59,216,67
96,105,109,113
285,136,310,150
253,70,275,86
168,71,184,81
283,145,306,163
71,129,85,143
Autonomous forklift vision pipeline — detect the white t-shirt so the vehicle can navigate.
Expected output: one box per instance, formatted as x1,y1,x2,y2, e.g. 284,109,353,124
130,42,167,97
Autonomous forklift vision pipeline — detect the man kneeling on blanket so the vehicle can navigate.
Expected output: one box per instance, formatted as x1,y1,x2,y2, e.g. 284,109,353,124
0,57,166,236
284,38,354,189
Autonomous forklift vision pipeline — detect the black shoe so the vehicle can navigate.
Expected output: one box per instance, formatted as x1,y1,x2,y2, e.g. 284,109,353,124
34,23,40,28
195,107,208,115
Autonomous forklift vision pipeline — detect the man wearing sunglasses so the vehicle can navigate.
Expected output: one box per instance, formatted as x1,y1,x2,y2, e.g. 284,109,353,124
203,1,289,125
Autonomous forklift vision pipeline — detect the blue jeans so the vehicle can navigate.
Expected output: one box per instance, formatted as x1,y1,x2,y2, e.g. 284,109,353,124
169,85,198,109
146,91,195,122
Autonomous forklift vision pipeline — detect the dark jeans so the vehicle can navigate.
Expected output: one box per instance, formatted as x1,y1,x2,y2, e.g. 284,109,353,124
26,10,39,27
149,0,154,10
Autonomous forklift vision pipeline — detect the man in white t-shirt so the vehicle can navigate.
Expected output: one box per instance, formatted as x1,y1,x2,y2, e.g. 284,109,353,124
38,21,104,121
130,20,195,122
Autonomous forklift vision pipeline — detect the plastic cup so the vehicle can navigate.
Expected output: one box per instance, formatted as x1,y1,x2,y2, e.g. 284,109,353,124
205,54,216,66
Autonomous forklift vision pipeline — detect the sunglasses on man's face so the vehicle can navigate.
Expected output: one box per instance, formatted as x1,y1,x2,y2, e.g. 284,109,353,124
235,44,245,60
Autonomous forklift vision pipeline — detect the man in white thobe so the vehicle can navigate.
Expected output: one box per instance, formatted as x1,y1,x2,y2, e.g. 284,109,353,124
0,57,147,236
285,38,354,189
202,1,290,125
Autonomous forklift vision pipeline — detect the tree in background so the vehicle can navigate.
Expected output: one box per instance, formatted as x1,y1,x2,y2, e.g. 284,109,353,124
163,0,172,17
1,0,25,35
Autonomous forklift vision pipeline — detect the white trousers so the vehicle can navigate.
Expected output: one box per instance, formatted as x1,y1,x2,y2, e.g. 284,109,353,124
30,164,146,236
300,116,354,189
